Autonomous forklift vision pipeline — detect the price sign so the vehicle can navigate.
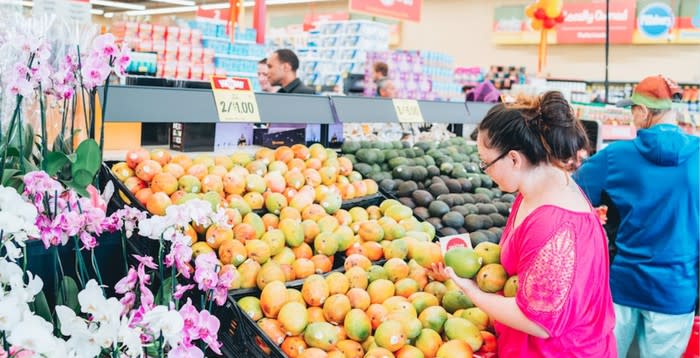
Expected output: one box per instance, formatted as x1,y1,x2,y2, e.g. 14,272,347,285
210,76,261,123
392,99,424,123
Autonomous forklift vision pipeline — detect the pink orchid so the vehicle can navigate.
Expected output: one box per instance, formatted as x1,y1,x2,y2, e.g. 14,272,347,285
140,285,154,311
173,284,194,300
101,212,123,233
23,171,63,197
194,268,218,292
165,241,193,279
79,231,97,250
7,77,34,97
194,252,219,272
36,215,65,248
168,344,204,358
212,269,234,306
137,263,151,287
130,306,147,328
115,268,138,294
93,33,117,57
87,184,107,212
133,255,158,270
178,299,199,332
57,211,83,237
119,292,136,315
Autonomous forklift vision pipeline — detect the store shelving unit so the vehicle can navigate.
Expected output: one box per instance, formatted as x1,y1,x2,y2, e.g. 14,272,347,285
99,84,496,146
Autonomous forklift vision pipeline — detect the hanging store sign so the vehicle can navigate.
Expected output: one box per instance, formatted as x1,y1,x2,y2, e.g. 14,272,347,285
556,0,636,44
349,0,422,22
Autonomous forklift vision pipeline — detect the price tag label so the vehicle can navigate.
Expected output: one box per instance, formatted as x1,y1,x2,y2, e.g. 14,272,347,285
439,233,472,256
210,76,261,123
392,99,424,123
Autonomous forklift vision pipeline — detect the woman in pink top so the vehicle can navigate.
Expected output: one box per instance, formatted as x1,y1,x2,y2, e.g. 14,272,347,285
434,92,616,357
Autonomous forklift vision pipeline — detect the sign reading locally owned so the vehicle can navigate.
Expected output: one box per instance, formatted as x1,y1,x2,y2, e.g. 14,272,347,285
349,0,422,22
492,0,700,44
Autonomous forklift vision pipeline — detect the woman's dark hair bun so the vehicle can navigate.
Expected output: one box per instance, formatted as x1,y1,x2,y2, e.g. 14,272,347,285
539,91,577,128
479,91,589,169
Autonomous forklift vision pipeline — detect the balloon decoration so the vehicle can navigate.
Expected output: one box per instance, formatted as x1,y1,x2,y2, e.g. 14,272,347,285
525,0,565,74
228,0,243,44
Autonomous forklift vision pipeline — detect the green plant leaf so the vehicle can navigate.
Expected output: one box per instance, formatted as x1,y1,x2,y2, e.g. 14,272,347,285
74,139,101,174
155,277,175,306
56,276,80,314
23,124,35,160
1,169,20,185
145,344,159,358
22,157,39,172
31,290,54,325
64,179,89,197
71,168,93,188
67,153,77,163
43,152,70,176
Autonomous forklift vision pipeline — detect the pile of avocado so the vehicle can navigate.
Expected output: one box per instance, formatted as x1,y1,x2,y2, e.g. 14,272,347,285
341,138,515,247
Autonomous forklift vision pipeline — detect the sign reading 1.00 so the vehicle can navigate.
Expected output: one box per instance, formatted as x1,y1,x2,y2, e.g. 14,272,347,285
210,76,261,123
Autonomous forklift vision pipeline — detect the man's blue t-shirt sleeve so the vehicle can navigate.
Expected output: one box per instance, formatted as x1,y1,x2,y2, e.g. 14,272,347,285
573,150,609,206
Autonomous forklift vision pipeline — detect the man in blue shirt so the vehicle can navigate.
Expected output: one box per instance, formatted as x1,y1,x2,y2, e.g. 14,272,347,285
574,75,699,358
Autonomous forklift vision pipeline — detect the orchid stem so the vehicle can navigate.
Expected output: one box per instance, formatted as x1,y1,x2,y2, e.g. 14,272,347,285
38,91,47,170
170,264,176,308
72,236,88,288
99,72,111,155
157,235,165,304
90,250,104,293
76,46,90,140
120,229,128,275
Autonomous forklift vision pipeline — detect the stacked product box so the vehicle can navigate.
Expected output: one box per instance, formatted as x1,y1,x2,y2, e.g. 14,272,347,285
364,50,462,101
112,21,217,81
190,20,265,91
454,67,485,88
297,20,390,87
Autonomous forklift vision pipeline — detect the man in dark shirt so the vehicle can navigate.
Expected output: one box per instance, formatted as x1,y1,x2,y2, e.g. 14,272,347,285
267,49,316,94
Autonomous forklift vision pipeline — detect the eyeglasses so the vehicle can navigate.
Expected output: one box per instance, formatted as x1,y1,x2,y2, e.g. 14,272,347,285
479,152,509,172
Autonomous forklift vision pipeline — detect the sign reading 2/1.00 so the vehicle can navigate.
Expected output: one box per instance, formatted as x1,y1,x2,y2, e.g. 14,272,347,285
392,99,424,123
210,76,261,123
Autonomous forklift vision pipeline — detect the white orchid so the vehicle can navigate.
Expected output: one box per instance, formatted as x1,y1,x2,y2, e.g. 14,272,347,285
142,306,184,348
119,316,144,357
0,294,22,331
7,314,57,355
0,186,39,261
77,279,106,316
0,258,23,284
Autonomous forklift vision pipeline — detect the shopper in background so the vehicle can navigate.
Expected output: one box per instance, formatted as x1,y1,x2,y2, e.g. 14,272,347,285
372,61,388,83
376,78,396,98
432,91,617,357
266,49,316,94
256,58,278,93
574,75,699,358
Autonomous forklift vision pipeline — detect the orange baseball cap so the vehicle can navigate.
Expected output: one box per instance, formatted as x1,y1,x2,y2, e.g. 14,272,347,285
617,75,683,110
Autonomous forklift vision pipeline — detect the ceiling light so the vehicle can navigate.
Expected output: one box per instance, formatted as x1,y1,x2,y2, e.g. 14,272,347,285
200,0,331,10
124,5,197,15
21,0,32,6
91,8,104,14
104,12,114,18
150,0,196,6
91,0,145,10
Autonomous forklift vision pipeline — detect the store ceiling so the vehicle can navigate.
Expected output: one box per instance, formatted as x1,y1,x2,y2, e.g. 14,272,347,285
21,0,338,18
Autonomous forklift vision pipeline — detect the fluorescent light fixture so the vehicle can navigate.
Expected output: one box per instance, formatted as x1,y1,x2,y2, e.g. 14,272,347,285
200,0,331,10
104,12,114,17
91,8,104,14
21,0,32,6
124,5,197,15
150,0,195,6
90,0,145,10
